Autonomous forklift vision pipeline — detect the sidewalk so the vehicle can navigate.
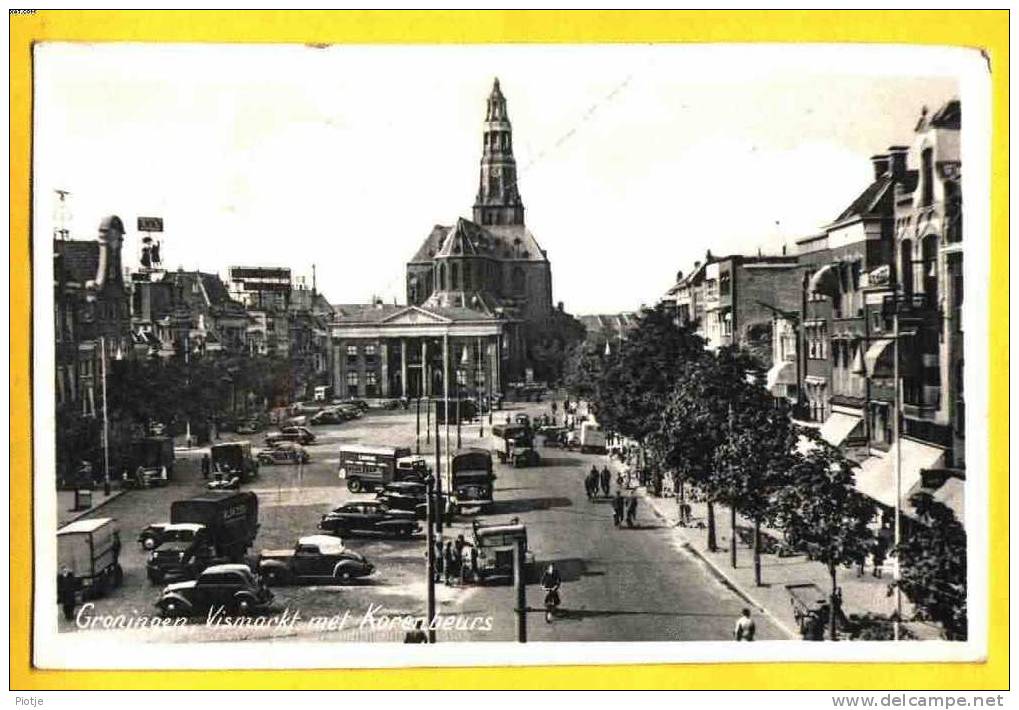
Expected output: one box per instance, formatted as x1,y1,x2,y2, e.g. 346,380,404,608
604,456,940,640
57,488,128,527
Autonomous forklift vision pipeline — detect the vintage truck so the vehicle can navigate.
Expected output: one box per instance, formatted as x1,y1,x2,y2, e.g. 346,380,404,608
449,448,496,513
470,517,533,583
58,517,123,599
210,441,259,483
337,444,418,493
146,491,259,584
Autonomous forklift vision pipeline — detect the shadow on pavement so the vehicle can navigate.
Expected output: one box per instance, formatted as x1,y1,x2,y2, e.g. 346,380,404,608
488,497,573,515
551,608,734,621
536,456,586,468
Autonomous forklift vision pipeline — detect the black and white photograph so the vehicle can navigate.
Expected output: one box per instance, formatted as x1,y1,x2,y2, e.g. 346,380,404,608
31,41,990,669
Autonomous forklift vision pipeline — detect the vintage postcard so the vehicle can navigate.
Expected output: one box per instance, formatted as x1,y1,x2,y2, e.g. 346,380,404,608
23,34,996,675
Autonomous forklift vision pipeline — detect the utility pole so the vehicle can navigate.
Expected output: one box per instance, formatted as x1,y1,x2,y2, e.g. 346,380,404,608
514,537,527,643
416,397,421,455
892,299,902,642
434,392,443,534
477,336,485,438
425,475,437,644
443,334,450,508
100,336,111,496
728,402,737,569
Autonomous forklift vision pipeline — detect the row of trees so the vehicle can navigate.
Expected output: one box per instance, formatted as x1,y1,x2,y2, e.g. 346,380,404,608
568,303,967,640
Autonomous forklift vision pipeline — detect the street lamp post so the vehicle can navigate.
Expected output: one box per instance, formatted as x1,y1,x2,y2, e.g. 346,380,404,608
416,397,421,455
477,336,485,438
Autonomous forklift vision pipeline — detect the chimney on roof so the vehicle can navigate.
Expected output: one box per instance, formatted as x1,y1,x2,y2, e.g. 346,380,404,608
888,146,909,181
676,269,683,282
694,260,701,269
871,154,891,180
782,244,787,256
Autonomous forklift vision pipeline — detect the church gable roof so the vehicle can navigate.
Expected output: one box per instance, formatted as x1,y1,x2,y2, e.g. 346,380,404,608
410,225,451,263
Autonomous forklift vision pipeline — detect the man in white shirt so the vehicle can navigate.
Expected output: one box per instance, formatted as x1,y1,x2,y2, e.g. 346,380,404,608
734,608,756,641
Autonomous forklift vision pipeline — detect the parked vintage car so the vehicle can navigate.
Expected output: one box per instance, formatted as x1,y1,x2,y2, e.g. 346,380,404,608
376,481,429,517
318,501,419,538
155,564,273,618
265,426,316,446
257,535,374,585
510,445,541,468
236,418,265,435
257,443,310,465
138,522,172,550
309,408,346,426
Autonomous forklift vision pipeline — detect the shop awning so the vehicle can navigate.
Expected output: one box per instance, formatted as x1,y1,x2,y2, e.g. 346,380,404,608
853,438,947,511
818,411,864,447
808,264,840,299
863,338,896,378
766,360,797,395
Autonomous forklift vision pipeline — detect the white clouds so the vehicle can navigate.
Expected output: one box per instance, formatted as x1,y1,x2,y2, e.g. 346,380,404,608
33,42,961,312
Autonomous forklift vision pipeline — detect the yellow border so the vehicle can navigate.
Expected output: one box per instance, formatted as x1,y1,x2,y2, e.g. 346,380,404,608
10,10,1008,690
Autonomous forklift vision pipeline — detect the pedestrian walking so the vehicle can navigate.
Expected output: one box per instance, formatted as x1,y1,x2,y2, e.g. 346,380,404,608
872,538,888,578
454,535,468,585
612,491,625,528
443,541,456,585
587,466,599,499
734,608,756,641
433,538,445,583
467,543,479,584
600,466,611,497
201,453,210,480
626,493,638,527
57,567,77,621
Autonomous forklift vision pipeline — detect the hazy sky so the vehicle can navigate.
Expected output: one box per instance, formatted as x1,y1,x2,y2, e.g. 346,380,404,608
34,43,963,313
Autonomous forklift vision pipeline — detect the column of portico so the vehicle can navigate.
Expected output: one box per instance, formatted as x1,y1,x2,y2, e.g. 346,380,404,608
380,341,390,397
400,338,408,398
422,339,430,397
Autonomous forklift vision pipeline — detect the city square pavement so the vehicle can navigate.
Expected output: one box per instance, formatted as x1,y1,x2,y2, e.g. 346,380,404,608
55,400,785,643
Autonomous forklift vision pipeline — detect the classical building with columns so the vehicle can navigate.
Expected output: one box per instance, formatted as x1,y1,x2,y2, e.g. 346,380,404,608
330,78,558,399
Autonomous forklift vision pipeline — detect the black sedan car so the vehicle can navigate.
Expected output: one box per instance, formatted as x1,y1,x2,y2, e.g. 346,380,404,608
155,564,274,618
257,443,310,465
319,501,419,538
376,481,429,517
265,426,316,446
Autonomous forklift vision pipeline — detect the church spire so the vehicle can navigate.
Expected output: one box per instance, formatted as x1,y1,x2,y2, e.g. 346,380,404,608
474,77,525,226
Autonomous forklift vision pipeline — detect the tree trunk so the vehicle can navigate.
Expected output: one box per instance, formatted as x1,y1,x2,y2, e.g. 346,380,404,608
706,500,717,552
729,504,737,568
829,563,838,641
753,517,762,587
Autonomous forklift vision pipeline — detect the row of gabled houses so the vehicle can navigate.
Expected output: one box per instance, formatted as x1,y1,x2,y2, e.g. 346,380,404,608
659,99,964,526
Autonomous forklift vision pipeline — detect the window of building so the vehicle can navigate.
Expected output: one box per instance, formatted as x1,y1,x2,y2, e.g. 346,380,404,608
464,263,473,290
364,344,377,357
438,263,447,290
451,263,460,290
346,344,358,357
512,267,525,294
921,235,939,307
719,273,731,296
921,147,934,207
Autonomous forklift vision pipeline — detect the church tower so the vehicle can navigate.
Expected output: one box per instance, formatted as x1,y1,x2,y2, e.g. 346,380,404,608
473,78,525,226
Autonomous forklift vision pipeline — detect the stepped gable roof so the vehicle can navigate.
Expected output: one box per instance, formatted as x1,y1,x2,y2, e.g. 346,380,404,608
410,219,547,265
54,239,99,284
829,176,893,226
